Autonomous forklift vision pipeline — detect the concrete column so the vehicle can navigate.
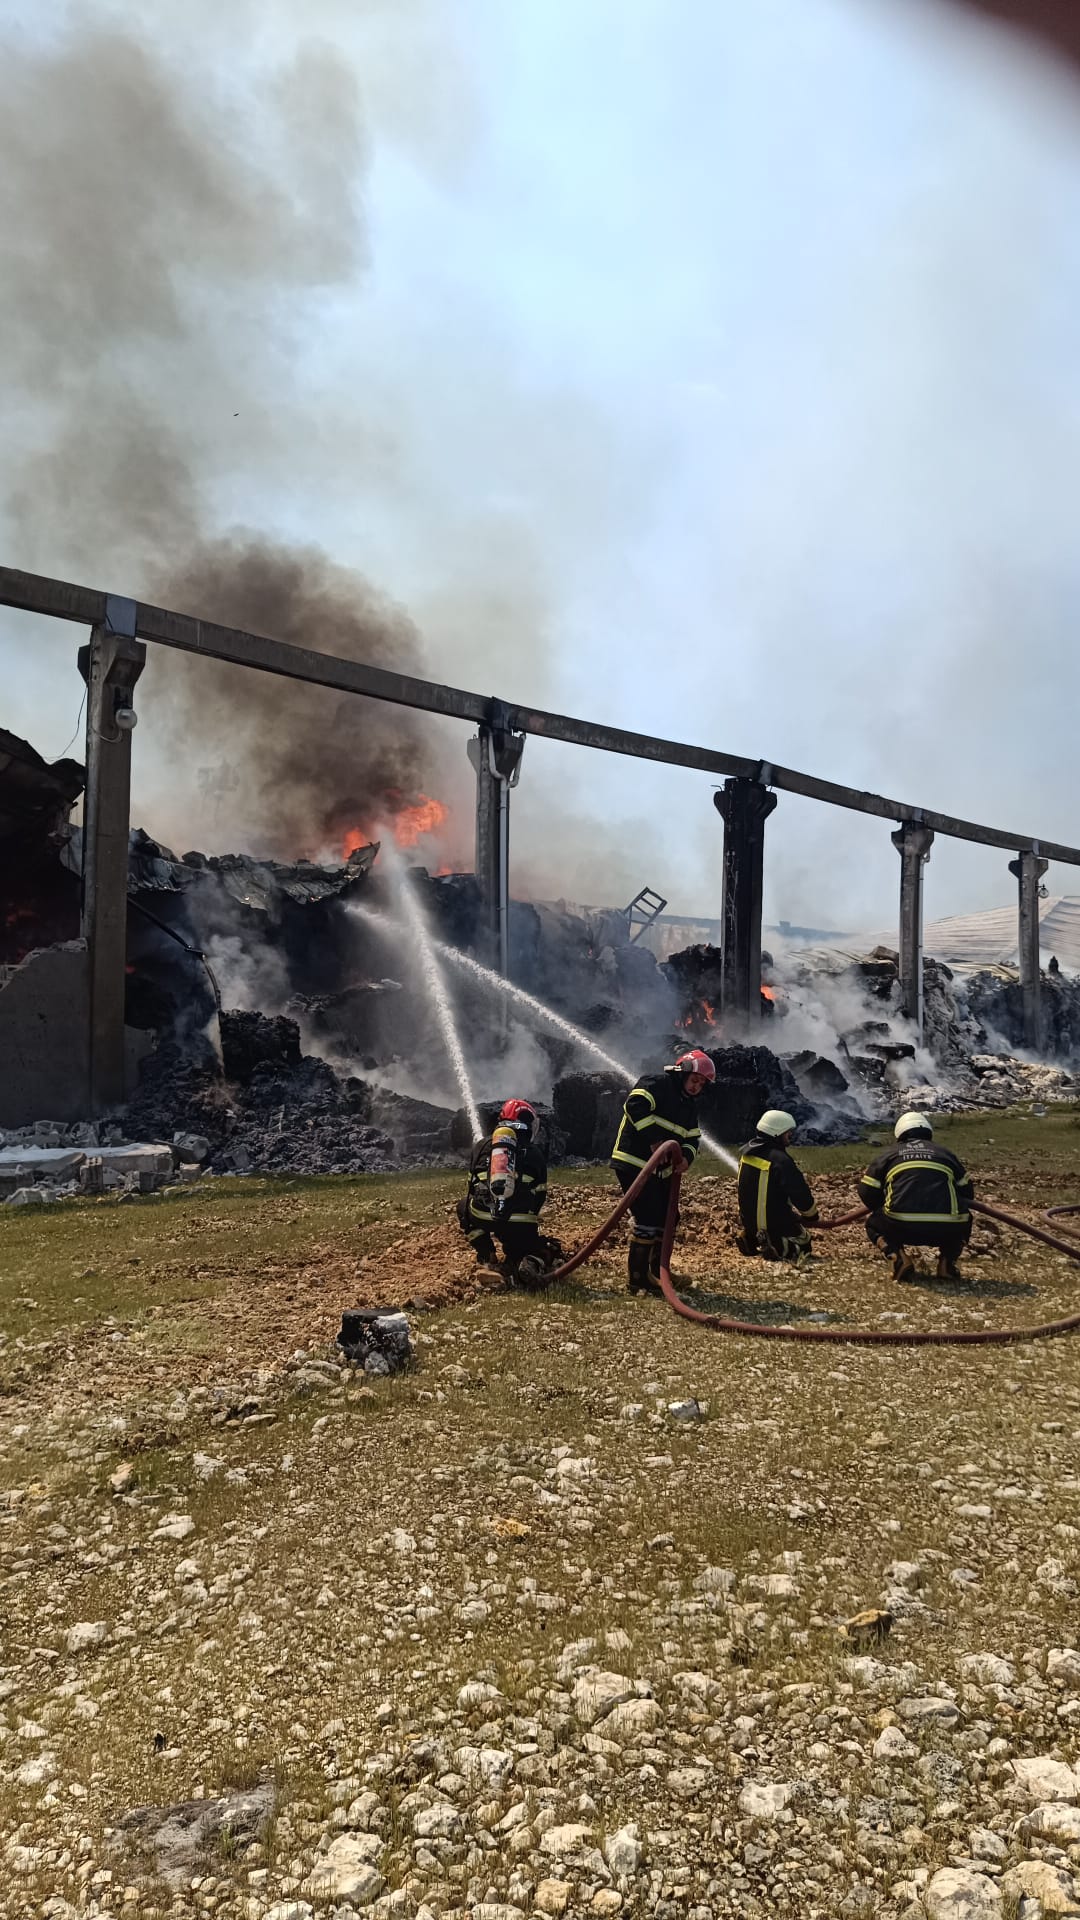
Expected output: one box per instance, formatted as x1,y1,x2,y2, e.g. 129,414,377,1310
714,776,777,1024
1008,847,1049,1052
467,706,524,975
78,601,146,1113
891,820,935,1038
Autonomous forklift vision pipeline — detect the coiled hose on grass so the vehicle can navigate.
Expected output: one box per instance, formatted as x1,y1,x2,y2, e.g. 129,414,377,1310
548,1143,1080,1347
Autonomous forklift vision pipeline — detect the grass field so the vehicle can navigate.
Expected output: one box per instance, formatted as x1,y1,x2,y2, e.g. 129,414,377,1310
2,1109,1079,1918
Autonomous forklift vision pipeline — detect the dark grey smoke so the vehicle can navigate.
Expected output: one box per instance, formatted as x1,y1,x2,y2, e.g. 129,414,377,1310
0,20,456,856
146,537,451,856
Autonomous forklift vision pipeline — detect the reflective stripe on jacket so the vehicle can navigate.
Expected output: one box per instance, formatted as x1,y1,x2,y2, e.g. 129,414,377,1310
611,1072,701,1178
857,1140,973,1223
737,1136,818,1243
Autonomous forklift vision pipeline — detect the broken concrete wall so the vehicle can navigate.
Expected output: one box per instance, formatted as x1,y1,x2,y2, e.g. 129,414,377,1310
0,940,149,1127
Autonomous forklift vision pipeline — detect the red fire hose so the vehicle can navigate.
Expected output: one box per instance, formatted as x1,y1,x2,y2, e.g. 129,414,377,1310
548,1143,1080,1347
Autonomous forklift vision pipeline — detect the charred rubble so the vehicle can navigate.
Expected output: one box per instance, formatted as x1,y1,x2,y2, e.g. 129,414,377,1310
4,727,1080,1189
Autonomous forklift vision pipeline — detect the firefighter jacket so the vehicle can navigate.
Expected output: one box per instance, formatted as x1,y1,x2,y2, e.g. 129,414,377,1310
464,1132,548,1240
738,1136,819,1243
857,1139,973,1224
611,1072,701,1180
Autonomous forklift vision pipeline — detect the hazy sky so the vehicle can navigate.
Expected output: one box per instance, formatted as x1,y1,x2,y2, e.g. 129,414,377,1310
3,0,1080,931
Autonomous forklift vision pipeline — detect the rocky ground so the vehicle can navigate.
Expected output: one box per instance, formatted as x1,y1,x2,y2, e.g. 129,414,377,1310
2,1110,1080,1920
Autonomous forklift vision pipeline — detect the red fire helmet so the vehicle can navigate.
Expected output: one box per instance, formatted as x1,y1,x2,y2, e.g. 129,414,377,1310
671,1049,716,1082
499,1098,537,1127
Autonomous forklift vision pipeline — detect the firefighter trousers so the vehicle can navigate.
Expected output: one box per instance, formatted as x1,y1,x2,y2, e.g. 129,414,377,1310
865,1213,971,1260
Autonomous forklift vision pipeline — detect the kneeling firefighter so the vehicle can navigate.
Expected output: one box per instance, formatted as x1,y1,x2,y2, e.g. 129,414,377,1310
610,1050,715,1295
736,1110,819,1263
858,1112,973,1283
457,1099,559,1286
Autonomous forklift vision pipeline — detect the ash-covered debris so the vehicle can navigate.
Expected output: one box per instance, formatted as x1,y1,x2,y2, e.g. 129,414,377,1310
219,1009,302,1084
123,1041,455,1178
775,943,1080,1117
337,1307,414,1375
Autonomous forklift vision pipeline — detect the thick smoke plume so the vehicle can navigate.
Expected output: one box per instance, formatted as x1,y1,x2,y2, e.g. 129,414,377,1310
0,16,460,860
146,539,455,858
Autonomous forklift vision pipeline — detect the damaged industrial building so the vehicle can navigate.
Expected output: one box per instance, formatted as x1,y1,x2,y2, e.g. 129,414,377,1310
4,568,1080,1206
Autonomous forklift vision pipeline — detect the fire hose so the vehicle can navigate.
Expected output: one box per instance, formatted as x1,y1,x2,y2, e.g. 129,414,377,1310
546,1142,1080,1347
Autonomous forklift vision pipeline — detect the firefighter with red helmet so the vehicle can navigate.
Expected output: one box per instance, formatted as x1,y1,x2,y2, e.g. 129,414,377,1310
457,1099,557,1287
610,1051,715,1295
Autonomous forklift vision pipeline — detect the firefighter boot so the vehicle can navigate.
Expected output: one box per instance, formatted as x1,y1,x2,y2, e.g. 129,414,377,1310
628,1238,661,1297
513,1253,550,1290
892,1248,916,1285
935,1251,965,1284
648,1241,669,1290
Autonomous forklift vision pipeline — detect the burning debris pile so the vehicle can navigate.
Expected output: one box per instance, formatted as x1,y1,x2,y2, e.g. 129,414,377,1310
5,724,1080,1184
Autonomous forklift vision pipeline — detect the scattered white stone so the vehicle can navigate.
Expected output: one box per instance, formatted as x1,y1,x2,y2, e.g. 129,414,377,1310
16,1753,57,1788
604,1823,642,1876
960,1653,1015,1687
572,1671,637,1727
601,1698,662,1742
873,1725,917,1762
738,1781,793,1821
458,1598,490,1626
192,1452,225,1480
304,1836,385,1904
1001,1859,1080,1914
555,1456,594,1480
540,1823,595,1859
886,1561,924,1589
455,1745,514,1791
1008,1756,1080,1803
264,1906,314,1920
897,1696,959,1727
1047,1648,1080,1687
457,1681,505,1710
152,1514,195,1543
968,1828,1006,1863
667,1766,711,1797
923,1866,1003,1919
746,1572,797,1598
65,1621,108,1655
694,1565,736,1594
534,1883,571,1916
1027,1803,1080,1844
413,1802,464,1840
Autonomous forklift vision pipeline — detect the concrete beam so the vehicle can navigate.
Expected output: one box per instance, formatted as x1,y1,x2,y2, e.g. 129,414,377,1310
892,822,935,1037
1009,849,1049,1052
714,777,777,1025
5,565,1080,864
78,618,146,1112
467,712,525,975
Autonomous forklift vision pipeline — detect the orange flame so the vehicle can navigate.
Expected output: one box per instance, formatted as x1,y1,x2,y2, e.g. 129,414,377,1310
340,793,450,861
391,795,449,849
761,985,776,1002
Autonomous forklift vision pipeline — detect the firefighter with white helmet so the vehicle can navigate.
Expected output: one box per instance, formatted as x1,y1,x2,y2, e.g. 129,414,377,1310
857,1112,974,1284
610,1050,716,1295
736,1109,820,1263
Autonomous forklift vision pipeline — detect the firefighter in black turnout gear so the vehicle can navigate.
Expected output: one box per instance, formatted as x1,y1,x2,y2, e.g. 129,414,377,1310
858,1111,974,1283
611,1051,715,1295
736,1111,819,1263
457,1099,557,1287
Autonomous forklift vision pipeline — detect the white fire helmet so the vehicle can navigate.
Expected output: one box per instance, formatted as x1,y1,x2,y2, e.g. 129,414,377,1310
894,1111,933,1140
757,1110,796,1138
